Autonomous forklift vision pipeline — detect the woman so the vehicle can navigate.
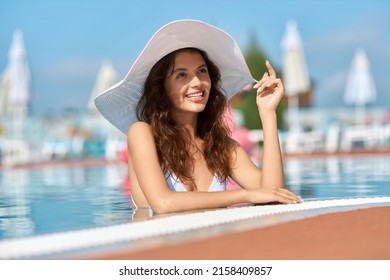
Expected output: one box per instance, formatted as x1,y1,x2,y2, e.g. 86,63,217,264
95,20,302,214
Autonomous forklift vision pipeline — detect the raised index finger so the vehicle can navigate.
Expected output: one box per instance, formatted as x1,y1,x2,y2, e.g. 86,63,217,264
266,60,276,78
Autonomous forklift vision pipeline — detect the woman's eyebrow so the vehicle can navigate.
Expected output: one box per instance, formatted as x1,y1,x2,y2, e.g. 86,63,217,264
172,64,207,73
172,67,187,74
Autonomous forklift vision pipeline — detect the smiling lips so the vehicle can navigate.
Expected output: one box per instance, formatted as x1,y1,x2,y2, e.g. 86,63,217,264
186,91,204,102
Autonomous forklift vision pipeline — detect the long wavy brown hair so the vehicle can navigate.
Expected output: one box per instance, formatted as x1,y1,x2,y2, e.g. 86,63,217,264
136,48,236,190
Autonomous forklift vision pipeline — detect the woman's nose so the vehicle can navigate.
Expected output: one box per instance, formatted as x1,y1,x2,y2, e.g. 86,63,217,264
190,75,202,87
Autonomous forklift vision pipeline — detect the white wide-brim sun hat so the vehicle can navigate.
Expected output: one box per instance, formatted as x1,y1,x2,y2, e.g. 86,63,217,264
94,19,256,134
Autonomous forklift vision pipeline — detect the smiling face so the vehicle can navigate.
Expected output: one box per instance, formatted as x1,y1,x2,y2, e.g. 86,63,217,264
164,50,211,120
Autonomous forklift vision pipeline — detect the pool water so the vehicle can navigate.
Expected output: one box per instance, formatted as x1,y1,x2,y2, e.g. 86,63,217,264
284,156,390,200
0,165,131,239
1,156,390,240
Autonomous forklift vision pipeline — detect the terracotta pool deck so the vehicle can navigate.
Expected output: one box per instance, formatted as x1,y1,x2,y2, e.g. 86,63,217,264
89,205,390,260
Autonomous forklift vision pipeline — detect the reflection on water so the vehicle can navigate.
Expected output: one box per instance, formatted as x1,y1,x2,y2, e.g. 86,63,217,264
0,165,131,239
1,157,390,239
284,156,390,200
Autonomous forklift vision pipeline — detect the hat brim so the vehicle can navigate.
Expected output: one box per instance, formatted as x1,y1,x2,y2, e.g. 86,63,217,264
94,20,256,134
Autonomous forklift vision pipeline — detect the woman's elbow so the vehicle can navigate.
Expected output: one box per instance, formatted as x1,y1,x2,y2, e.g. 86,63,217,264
149,197,174,214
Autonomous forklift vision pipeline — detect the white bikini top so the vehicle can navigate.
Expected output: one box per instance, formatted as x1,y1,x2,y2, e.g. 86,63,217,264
131,169,226,211
165,172,226,192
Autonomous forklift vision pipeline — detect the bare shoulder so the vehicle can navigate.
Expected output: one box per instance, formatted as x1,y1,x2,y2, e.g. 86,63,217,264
229,137,257,167
128,121,153,140
228,138,245,157
128,121,152,135
127,121,155,148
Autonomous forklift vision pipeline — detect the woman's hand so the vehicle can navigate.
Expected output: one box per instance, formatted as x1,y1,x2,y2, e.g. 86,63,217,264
246,187,303,205
253,60,284,113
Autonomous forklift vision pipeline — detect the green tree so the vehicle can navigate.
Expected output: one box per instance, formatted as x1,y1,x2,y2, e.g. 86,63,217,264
235,33,286,130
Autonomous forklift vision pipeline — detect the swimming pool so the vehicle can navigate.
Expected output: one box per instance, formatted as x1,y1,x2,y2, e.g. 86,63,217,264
1,156,390,240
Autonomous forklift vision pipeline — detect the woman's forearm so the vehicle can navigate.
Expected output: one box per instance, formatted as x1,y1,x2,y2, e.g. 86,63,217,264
154,189,249,214
259,110,285,188
153,179,299,214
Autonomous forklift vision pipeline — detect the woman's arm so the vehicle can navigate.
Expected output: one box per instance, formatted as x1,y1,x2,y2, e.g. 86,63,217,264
128,122,300,214
230,61,285,190
259,111,284,188
254,60,285,188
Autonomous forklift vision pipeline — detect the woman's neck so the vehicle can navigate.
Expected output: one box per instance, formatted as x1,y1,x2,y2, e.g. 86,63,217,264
172,112,198,139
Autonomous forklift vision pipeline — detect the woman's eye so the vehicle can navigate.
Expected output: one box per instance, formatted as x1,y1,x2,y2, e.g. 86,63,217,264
176,72,186,78
198,68,208,74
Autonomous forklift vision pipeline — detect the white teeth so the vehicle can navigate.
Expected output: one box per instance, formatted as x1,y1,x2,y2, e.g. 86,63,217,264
187,92,203,98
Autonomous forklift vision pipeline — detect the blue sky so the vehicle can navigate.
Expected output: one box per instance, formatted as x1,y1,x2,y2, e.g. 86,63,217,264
1,0,389,116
